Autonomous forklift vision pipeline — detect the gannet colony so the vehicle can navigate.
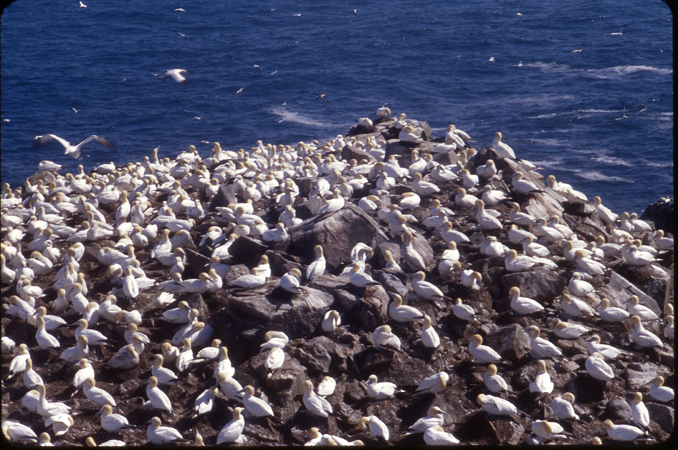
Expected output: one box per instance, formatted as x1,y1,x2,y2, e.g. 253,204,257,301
1,109,674,446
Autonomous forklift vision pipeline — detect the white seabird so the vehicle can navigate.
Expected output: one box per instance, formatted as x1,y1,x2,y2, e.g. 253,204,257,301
585,352,615,382
526,326,562,359
147,416,189,445
529,360,554,394
469,334,502,364
407,406,446,434
649,376,674,402
359,415,390,441
216,407,245,444
389,294,425,322
490,132,515,159
477,393,518,416
241,385,274,417
33,134,113,159
631,392,650,428
602,419,645,441
365,374,398,400
629,315,663,348
550,392,579,420
483,364,508,393
413,372,449,396
160,69,189,84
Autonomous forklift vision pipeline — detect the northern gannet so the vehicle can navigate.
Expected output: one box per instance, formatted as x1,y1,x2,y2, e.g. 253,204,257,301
33,134,113,159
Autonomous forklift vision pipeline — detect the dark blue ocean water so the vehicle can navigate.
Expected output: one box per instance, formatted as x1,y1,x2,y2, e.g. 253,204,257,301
1,0,673,215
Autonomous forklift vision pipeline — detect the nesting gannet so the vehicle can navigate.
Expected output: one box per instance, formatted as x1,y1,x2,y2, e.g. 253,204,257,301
322,310,341,333
631,392,650,428
260,330,289,351
44,412,73,436
509,203,536,227
627,295,659,320
74,318,108,346
365,374,398,400
33,134,113,159
477,393,518,415
460,270,482,290
629,315,663,348
649,376,673,402
419,314,440,348
526,326,562,359
160,69,189,84
359,415,389,441
35,316,60,350
598,298,631,323
585,335,623,360
278,268,302,293
455,187,478,209
531,420,567,440
551,392,579,420
423,425,460,445
241,385,274,417
469,334,502,364
557,294,596,317
407,406,446,434
151,354,178,385
602,420,645,441
554,320,589,339
567,273,594,298
192,387,218,418
440,221,470,244
71,358,95,390
264,346,285,376
474,199,502,230
23,359,44,390
372,325,401,349
490,132,515,159
348,262,378,287
216,407,245,444
509,286,544,315
483,364,509,393
175,337,194,372
412,271,445,301
400,230,426,271
412,172,440,196
504,249,536,272
231,267,267,289
35,384,71,418
96,404,131,432
2,420,38,444
529,360,554,394
413,371,448,396
7,343,30,379
104,344,139,370
83,377,116,408
147,417,189,444
306,245,326,283
316,375,336,397
389,294,425,322
585,352,615,382
146,376,172,413
160,300,191,323
510,172,541,194
592,196,618,226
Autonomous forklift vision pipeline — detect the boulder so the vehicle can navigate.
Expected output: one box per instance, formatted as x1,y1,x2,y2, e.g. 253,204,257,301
484,323,531,362
227,285,334,340
289,203,389,270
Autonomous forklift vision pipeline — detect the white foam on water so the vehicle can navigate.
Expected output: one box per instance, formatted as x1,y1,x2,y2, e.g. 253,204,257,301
269,107,333,128
524,137,570,147
587,65,673,78
591,155,633,167
522,61,573,73
640,158,673,169
573,170,633,183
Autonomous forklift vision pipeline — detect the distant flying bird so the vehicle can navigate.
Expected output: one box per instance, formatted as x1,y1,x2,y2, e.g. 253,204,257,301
316,94,327,105
33,134,113,159
160,69,189,84
79,1,87,8
353,9,357,16
570,44,583,53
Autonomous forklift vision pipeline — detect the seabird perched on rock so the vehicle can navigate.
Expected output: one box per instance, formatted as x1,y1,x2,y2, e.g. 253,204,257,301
602,420,645,441
477,393,518,415
585,352,615,382
389,294,425,322
550,392,579,420
469,334,502,364
526,326,562,359
483,364,509,393
490,132,516,159
649,376,674,402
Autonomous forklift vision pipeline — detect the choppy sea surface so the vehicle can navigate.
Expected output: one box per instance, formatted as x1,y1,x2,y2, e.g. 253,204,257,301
1,0,673,215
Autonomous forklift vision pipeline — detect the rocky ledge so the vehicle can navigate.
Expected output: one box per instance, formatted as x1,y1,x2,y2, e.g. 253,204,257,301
1,111,674,446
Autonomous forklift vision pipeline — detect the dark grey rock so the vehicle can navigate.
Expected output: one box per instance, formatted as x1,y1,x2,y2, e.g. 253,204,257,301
485,323,531,362
289,203,388,270
606,398,632,421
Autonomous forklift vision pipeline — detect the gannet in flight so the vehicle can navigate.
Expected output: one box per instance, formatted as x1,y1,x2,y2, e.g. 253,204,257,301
160,69,189,84
33,134,113,159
